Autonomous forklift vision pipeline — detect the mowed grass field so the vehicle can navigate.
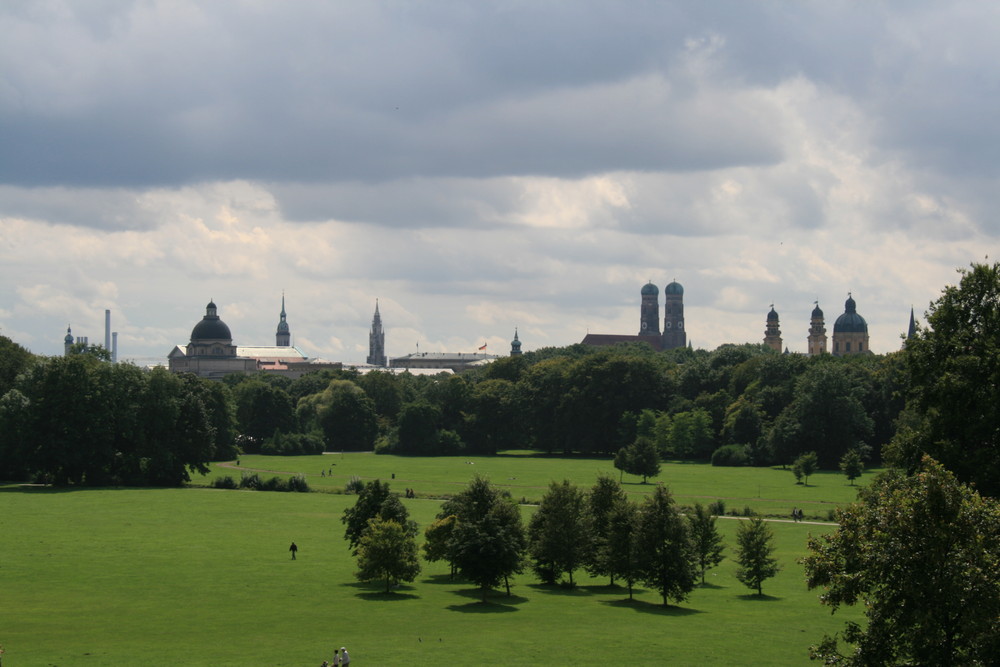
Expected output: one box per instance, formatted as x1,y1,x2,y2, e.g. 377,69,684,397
0,454,866,666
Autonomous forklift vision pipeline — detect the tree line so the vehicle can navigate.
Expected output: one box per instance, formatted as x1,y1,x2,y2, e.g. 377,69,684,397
3,261,1000,494
343,473,780,605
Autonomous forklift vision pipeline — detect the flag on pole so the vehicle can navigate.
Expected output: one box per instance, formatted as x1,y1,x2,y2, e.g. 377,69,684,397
478,343,487,351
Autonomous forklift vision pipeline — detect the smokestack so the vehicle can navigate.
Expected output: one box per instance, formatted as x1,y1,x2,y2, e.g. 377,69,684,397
105,310,111,353
112,332,118,363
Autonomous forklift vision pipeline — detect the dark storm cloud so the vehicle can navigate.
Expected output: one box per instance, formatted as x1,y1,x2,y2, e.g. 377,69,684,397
0,2,795,190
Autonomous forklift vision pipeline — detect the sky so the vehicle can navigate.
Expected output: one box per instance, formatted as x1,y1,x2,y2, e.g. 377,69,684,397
2,1,998,365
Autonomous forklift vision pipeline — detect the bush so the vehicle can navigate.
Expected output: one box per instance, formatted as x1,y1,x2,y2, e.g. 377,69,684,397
708,499,726,516
287,473,310,493
239,472,262,490
212,476,238,489
259,476,288,492
345,475,365,494
711,444,750,467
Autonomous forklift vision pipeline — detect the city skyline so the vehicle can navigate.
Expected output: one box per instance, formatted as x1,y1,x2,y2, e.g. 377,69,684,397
2,2,995,363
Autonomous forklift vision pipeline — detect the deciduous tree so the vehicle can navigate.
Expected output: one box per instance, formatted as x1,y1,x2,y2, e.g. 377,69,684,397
802,457,1000,665
585,474,628,585
634,485,697,606
687,502,725,585
839,449,864,485
734,517,779,596
528,480,590,585
355,517,421,593
440,475,526,601
890,262,1000,496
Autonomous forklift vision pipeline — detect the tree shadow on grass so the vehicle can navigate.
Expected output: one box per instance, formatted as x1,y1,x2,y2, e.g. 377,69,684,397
736,593,783,602
421,573,467,586
341,581,421,601
527,582,598,597
696,581,725,590
446,587,528,613
601,598,704,617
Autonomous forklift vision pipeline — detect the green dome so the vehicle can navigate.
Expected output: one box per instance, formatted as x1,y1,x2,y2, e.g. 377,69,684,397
641,282,659,296
833,296,868,333
665,281,684,295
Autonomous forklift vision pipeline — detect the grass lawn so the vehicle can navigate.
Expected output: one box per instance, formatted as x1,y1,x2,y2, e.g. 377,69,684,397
202,451,875,519
0,456,863,665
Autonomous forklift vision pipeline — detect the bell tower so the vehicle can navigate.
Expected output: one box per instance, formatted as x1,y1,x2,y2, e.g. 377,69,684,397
808,302,827,355
639,282,660,336
662,280,686,350
764,305,782,352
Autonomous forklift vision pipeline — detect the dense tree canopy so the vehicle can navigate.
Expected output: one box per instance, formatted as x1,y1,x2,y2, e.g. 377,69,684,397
527,480,591,585
0,357,226,485
890,261,1000,495
803,457,1000,665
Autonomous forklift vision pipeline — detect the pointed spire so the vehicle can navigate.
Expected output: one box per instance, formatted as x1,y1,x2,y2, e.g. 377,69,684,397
907,306,917,339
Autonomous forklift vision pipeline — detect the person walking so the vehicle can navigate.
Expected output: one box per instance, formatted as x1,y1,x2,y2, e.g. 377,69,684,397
340,647,350,665
289,542,298,560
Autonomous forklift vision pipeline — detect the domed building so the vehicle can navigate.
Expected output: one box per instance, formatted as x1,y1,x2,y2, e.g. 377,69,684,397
831,294,870,356
168,299,316,380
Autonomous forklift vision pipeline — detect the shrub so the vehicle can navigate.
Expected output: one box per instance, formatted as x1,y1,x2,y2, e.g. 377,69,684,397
239,472,261,490
711,444,750,467
345,475,365,494
708,499,726,516
212,476,238,489
287,473,310,493
259,476,288,492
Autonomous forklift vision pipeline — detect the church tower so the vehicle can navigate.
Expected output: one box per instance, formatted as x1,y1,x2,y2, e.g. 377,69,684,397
639,282,661,336
764,305,782,352
510,328,523,356
662,280,686,350
808,302,827,356
276,294,291,346
367,300,387,366
64,325,74,355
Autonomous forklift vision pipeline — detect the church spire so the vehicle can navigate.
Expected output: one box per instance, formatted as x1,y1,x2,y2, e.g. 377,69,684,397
367,300,387,366
510,328,523,356
276,293,291,346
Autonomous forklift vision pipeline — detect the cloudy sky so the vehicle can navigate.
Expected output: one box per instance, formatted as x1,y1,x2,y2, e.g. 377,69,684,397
2,1,997,364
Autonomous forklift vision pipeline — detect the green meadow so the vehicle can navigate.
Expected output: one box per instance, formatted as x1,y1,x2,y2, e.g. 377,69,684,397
1,454,866,666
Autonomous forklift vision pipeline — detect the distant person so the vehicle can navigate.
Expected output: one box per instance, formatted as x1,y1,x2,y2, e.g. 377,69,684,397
340,647,350,665
289,542,298,560
331,649,338,664
791,508,798,522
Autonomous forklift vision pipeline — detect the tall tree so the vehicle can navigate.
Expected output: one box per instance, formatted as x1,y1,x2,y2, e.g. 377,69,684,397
342,480,415,554
634,485,698,606
734,517,779,596
299,380,377,451
440,475,526,601
585,474,628,585
687,502,725,585
890,262,1000,496
803,457,1000,665
422,514,458,579
355,517,421,593
603,497,640,599
528,480,591,585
